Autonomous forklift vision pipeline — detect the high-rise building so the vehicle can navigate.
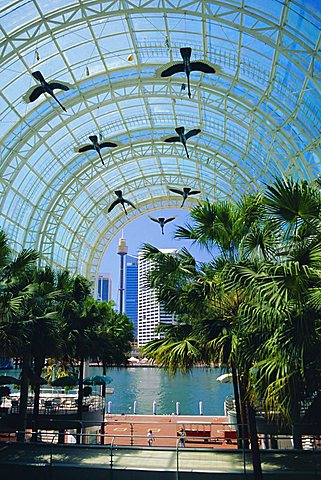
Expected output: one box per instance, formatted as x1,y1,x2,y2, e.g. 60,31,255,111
96,273,112,302
137,249,176,346
125,255,138,338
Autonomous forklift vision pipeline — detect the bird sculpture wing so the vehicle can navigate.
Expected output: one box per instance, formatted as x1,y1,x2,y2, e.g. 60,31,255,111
78,144,95,153
188,190,201,195
164,136,180,143
100,141,118,148
190,61,216,74
185,128,201,139
48,81,72,91
124,198,136,209
156,62,185,78
32,70,45,82
108,199,120,213
169,188,183,195
180,47,192,60
164,217,176,224
23,86,45,103
175,126,185,135
149,217,160,223
89,135,98,143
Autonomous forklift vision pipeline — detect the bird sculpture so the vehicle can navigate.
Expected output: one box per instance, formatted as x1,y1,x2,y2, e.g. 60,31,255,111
149,216,175,235
108,190,136,215
156,47,216,98
169,187,201,207
163,126,201,158
23,70,71,111
76,135,118,166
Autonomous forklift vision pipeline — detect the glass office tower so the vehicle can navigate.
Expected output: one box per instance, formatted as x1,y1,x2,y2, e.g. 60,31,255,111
97,273,112,302
125,255,139,338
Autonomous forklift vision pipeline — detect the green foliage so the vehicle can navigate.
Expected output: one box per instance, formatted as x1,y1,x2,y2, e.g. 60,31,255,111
141,177,321,428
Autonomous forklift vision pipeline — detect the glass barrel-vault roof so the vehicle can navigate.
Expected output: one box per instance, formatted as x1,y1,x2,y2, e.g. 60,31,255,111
0,0,320,277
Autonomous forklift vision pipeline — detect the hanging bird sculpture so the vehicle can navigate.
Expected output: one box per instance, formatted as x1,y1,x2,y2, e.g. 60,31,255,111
77,135,118,166
169,187,201,207
108,190,136,215
156,47,216,98
163,126,201,159
23,70,72,112
149,216,175,235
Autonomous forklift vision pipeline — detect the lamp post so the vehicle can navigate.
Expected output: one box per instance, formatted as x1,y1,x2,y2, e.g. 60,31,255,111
117,236,128,313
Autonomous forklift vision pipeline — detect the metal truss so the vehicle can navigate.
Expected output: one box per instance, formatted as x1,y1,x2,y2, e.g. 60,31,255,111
0,0,320,277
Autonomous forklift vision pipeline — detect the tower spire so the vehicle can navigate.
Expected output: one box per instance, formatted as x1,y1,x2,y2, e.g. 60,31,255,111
117,236,128,313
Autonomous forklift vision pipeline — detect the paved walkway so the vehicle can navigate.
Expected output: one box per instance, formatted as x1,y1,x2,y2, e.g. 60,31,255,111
0,441,320,476
103,414,237,448
1,415,320,477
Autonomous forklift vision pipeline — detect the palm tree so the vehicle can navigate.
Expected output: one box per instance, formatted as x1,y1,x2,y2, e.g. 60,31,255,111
228,178,321,448
92,301,134,442
141,194,276,479
0,229,39,440
60,276,95,440
27,266,73,440
141,245,249,448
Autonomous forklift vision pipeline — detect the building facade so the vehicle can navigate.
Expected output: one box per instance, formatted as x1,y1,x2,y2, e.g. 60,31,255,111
125,255,138,338
96,273,112,302
137,249,176,347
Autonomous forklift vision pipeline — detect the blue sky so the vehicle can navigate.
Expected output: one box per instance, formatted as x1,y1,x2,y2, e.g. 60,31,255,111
100,208,213,307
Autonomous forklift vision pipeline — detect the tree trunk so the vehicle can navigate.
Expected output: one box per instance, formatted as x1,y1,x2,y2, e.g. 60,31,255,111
292,424,303,449
31,355,45,442
76,356,85,444
100,364,107,444
231,364,244,449
247,401,263,480
239,376,249,449
291,403,302,449
17,351,31,442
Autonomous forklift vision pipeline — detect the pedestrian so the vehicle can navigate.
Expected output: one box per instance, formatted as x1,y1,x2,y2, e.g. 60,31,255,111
178,426,186,447
147,428,154,447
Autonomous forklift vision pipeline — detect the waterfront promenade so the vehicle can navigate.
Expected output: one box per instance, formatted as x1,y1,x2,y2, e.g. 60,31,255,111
103,414,237,448
1,415,321,479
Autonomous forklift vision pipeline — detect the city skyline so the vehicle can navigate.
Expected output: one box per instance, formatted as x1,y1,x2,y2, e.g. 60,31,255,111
100,208,214,310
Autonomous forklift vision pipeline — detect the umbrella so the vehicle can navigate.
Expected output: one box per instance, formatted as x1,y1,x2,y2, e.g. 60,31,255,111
0,375,21,385
0,386,11,397
140,358,150,364
30,375,48,386
216,373,233,383
128,356,139,363
51,375,78,387
83,375,113,386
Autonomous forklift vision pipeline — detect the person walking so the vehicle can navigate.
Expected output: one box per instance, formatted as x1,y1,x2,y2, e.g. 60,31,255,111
178,426,186,447
147,429,154,447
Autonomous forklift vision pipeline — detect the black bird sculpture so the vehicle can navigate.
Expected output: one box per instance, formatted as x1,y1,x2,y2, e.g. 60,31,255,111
156,47,216,98
149,216,175,235
169,187,201,207
163,126,201,158
23,70,71,111
77,135,118,166
108,190,136,215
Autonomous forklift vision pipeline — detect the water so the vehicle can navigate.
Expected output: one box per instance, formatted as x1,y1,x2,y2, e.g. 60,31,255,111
0,366,233,416
89,366,232,416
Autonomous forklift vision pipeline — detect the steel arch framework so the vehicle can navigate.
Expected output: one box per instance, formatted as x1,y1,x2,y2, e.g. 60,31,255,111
0,0,320,277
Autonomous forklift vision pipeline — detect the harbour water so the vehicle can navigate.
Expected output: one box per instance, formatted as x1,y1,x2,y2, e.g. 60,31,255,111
90,366,232,416
0,366,232,416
